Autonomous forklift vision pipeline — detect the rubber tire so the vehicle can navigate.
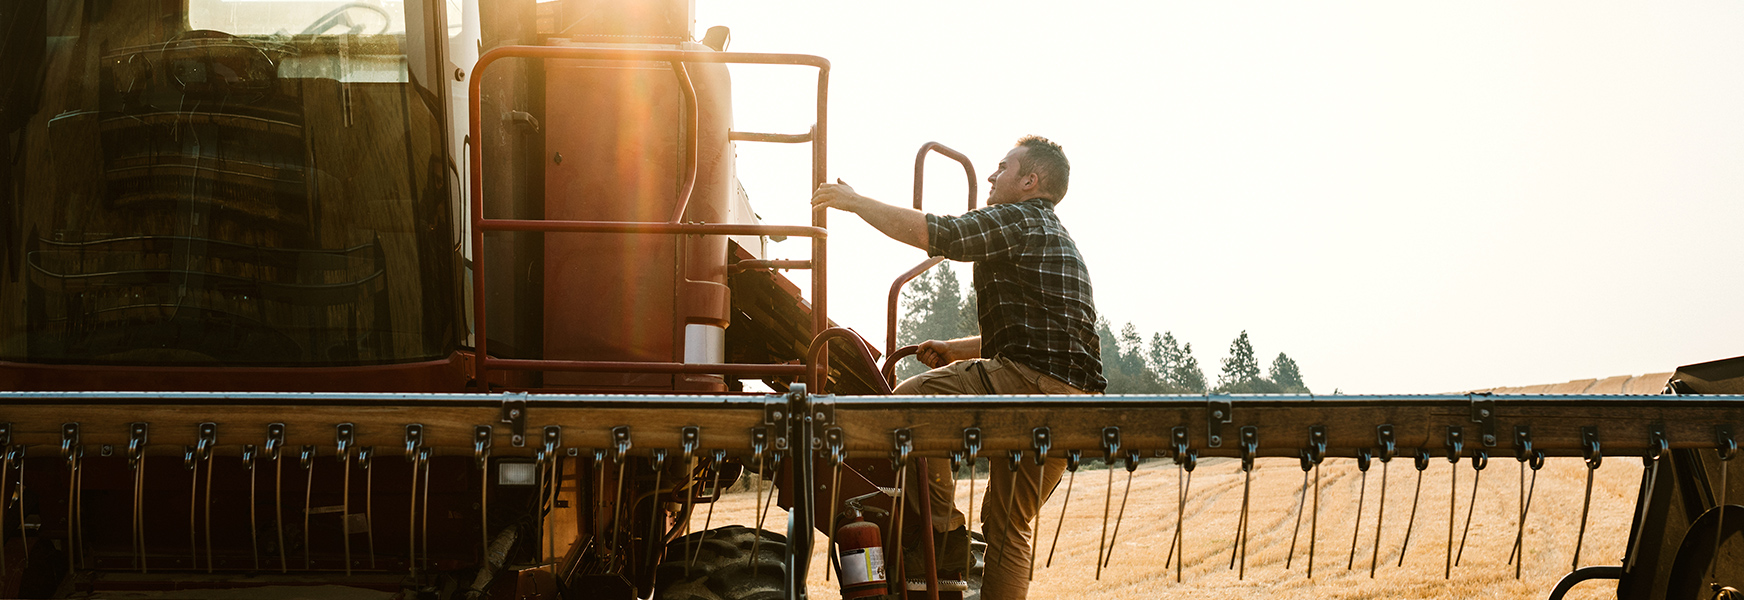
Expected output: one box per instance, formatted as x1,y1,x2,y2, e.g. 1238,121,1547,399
654,526,788,600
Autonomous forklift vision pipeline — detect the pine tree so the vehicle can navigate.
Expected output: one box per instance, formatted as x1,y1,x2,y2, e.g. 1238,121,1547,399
1268,352,1308,393
1218,330,1262,388
894,263,978,379
1172,341,1207,393
1148,331,1206,393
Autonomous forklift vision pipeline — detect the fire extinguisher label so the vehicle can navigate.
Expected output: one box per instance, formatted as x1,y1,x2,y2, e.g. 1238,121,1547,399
838,547,886,585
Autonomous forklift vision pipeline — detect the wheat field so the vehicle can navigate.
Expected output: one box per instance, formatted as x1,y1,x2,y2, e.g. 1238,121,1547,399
695,456,1644,600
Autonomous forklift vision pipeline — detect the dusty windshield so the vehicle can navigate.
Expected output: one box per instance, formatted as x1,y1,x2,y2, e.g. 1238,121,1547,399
0,0,460,366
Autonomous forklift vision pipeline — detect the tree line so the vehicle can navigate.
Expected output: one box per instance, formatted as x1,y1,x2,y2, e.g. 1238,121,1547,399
894,263,1310,394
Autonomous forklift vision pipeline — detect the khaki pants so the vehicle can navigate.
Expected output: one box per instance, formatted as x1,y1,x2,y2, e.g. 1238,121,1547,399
892,356,1087,600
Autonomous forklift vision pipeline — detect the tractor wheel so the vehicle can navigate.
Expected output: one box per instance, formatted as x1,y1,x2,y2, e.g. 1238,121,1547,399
653,526,787,600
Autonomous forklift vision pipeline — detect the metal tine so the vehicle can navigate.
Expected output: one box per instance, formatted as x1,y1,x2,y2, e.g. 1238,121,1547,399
1572,428,1601,570
1001,450,1020,575
690,449,726,571
1094,427,1119,581
1230,427,1258,579
186,445,198,569
65,434,82,572
1163,426,1190,571
127,423,149,574
204,443,215,573
2,442,10,580
962,428,981,578
678,426,699,549
1306,427,1326,578
612,451,628,572
1454,450,1486,567
303,445,316,570
1030,427,1051,581
244,445,257,572
1444,428,1464,580
419,447,431,574
361,446,376,570
14,449,27,564
536,447,549,561
136,449,147,573
1102,450,1136,569
1444,428,1462,580
753,453,783,575
1349,447,1372,570
1626,429,1668,572
647,449,668,567
1175,450,1197,583
1286,450,1310,570
750,448,770,569
1510,451,1543,579
1309,454,1320,577
1507,427,1534,568
1397,448,1430,567
544,427,563,563
1371,425,1396,578
546,452,558,561
269,430,287,574
477,433,490,570
1046,450,1080,568
822,440,848,582
606,425,631,572
338,426,352,576
1714,426,1736,580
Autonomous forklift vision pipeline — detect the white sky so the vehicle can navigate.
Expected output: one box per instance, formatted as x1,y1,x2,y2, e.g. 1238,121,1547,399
693,1,1744,394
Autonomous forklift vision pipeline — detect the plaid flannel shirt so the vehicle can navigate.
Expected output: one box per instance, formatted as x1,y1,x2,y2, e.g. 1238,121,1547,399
926,198,1107,393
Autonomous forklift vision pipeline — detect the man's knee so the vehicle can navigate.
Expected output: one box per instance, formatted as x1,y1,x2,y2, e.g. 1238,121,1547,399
891,360,983,395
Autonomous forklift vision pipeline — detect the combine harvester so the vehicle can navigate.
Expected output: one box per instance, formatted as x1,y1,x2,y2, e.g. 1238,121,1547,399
0,0,1737,598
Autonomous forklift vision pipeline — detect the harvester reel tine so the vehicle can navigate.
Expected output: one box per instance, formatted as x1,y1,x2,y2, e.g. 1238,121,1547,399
1572,427,1600,571
1030,427,1051,581
1103,450,1136,570
1350,447,1371,571
1286,449,1310,571
1371,425,1395,578
303,445,317,571
1455,450,1486,568
1715,426,1736,579
1397,447,1430,568
1625,427,1668,572
1094,427,1120,581
1045,449,1079,569
1176,450,1196,583
1444,427,1464,580
360,446,376,570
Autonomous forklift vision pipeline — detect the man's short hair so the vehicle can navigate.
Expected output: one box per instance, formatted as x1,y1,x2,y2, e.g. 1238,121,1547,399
1015,135,1070,201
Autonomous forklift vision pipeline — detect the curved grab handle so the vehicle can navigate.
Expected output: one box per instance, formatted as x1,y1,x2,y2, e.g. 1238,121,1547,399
886,143,978,357
885,256,946,358
881,344,922,386
806,327,892,395
913,142,977,211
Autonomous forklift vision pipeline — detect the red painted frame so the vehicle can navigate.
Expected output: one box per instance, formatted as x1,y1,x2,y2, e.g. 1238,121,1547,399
467,46,832,387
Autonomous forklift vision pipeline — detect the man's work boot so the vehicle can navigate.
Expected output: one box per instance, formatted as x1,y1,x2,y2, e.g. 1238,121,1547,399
903,526,972,592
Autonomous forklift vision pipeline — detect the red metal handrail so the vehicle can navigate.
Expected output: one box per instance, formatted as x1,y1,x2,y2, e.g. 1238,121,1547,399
807,328,891,395
882,142,978,376
467,46,831,385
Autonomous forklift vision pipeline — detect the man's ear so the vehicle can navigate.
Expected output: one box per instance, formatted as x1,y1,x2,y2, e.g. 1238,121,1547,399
1019,171,1040,192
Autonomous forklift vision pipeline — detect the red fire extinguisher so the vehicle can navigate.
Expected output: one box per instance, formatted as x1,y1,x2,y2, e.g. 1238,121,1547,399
837,494,890,599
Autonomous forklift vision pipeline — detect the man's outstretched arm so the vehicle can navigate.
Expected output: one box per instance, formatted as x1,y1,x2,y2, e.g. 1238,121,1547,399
917,336,980,368
811,180,928,250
